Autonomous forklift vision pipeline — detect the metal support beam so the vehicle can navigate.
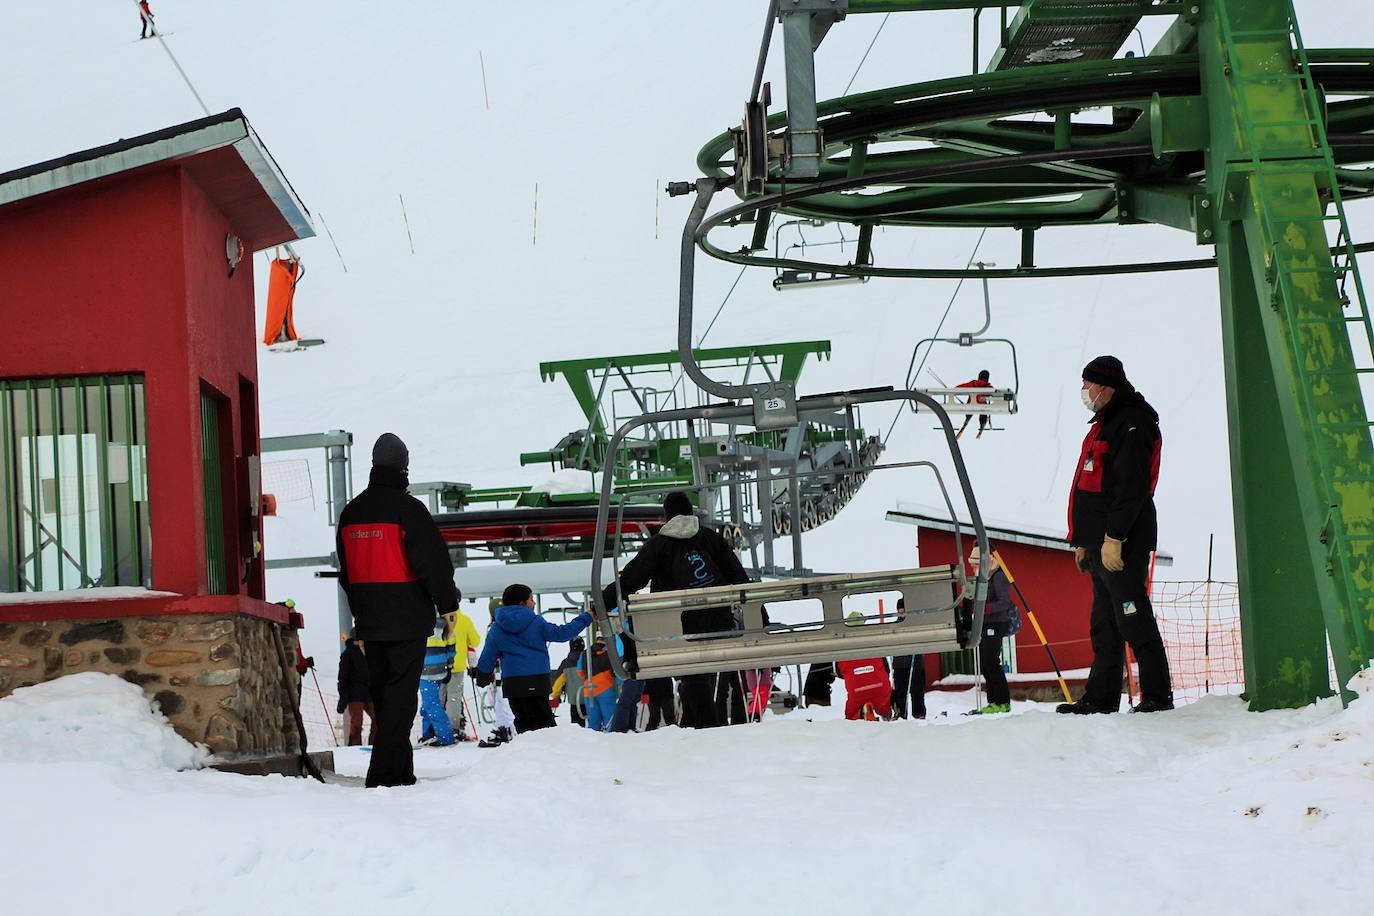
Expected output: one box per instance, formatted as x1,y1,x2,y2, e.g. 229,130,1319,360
780,4,826,178
775,0,848,178
325,432,354,640
1124,182,1201,234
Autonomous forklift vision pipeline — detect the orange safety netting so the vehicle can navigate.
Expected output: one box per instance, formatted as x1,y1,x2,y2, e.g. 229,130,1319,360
262,257,304,345
1151,580,1246,693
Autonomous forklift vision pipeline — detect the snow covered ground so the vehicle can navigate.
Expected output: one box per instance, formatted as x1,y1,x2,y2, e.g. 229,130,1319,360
3,671,1372,914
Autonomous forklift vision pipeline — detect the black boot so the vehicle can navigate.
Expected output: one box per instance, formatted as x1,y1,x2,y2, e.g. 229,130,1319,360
1056,698,1114,715
1130,697,1175,713
478,726,512,748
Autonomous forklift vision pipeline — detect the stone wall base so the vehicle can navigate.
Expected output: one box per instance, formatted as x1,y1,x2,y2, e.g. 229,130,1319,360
0,613,303,757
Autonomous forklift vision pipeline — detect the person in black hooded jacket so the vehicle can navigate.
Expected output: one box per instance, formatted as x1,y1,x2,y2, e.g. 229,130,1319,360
601,491,751,728
336,631,374,745
336,433,461,787
1058,356,1174,715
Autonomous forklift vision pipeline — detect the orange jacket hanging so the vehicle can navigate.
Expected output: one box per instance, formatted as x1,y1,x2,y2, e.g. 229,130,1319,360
262,257,303,345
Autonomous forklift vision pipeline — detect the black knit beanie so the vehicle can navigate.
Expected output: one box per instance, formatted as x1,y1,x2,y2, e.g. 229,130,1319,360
371,432,409,471
1082,355,1128,389
663,491,694,520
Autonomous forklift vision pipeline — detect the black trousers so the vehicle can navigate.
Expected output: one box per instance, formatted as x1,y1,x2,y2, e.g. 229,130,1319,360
364,638,426,788
715,671,747,725
645,677,676,730
978,628,1010,706
803,662,836,706
508,695,557,734
890,655,927,718
1082,546,1173,709
677,673,719,728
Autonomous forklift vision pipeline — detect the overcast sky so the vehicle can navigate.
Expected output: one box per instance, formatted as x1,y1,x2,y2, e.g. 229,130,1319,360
6,2,1370,646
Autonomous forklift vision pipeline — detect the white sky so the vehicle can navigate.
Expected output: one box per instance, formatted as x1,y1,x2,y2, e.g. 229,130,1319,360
5,2,1370,649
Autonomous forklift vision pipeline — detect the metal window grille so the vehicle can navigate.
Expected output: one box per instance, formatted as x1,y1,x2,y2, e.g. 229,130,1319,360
200,391,228,596
0,375,151,592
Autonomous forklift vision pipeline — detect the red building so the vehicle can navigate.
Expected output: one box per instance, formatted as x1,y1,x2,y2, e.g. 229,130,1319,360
0,111,316,756
886,503,1172,692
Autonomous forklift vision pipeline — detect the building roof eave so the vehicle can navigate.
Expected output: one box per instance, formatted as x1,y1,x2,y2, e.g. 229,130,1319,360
884,506,1174,567
0,109,314,249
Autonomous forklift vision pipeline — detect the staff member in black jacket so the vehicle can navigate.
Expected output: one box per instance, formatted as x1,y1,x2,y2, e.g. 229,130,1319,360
601,491,751,728
1058,356,1174,715
337,433,461,786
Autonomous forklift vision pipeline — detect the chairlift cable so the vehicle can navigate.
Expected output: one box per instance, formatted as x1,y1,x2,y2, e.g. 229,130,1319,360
884,227,988,445
842,13,892,98
317,212,349,273
699,266,750,345
129,0,210,116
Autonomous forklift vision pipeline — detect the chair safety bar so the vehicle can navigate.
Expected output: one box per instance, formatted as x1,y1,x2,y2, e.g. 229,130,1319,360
624,565,964,678
912,387,1017,415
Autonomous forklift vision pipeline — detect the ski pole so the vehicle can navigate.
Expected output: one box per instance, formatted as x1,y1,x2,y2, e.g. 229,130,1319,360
309,667,339,747
460,694,480,741
992,550,1072,704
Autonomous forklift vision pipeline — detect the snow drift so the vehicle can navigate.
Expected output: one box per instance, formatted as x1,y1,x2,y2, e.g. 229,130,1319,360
0,672,207,771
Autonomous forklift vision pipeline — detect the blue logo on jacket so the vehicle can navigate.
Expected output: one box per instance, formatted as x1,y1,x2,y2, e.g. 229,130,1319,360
686,550,716,588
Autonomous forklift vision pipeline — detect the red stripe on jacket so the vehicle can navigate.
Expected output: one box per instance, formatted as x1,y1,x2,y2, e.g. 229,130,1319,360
342,523,416,583
1065,420,1102,542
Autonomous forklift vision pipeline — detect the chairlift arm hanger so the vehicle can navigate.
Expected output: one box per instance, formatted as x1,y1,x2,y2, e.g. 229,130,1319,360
907,337,1020,399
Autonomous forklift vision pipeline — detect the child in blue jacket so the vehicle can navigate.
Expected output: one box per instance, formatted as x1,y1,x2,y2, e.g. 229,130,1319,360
418,618,457,746
577,636,619,731
472,584,591,734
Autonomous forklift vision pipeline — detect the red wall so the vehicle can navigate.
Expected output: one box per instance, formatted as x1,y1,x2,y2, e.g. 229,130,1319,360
0,166,263,598
917,527,1095,676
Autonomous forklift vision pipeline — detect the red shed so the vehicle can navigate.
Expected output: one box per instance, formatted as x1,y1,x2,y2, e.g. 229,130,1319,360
885,502,1172,694
0,111,316,757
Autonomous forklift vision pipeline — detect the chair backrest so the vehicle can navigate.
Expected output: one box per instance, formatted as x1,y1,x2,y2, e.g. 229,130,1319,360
622,565,965,678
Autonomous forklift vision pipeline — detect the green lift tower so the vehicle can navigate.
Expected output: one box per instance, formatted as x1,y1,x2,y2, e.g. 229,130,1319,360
684,0,1374,708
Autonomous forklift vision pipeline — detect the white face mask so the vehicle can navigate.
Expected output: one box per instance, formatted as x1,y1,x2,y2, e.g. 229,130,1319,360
1081,388,1098,411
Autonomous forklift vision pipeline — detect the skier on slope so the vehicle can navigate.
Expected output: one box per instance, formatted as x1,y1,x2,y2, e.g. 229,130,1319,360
963,545,1020,715
441,607,481,740
576,635,619,731
417,617,457,747
138,1,157,39
890,600,927,720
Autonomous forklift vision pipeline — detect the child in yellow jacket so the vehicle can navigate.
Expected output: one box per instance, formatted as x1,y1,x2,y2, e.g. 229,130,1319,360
443,608,482,739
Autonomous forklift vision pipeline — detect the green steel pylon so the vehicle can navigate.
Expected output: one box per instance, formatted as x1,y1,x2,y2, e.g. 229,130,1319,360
1205,0,1374,706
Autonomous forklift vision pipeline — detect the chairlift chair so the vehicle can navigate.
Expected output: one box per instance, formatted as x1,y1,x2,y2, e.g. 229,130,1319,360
589,388,992,681
906,263,1019,421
